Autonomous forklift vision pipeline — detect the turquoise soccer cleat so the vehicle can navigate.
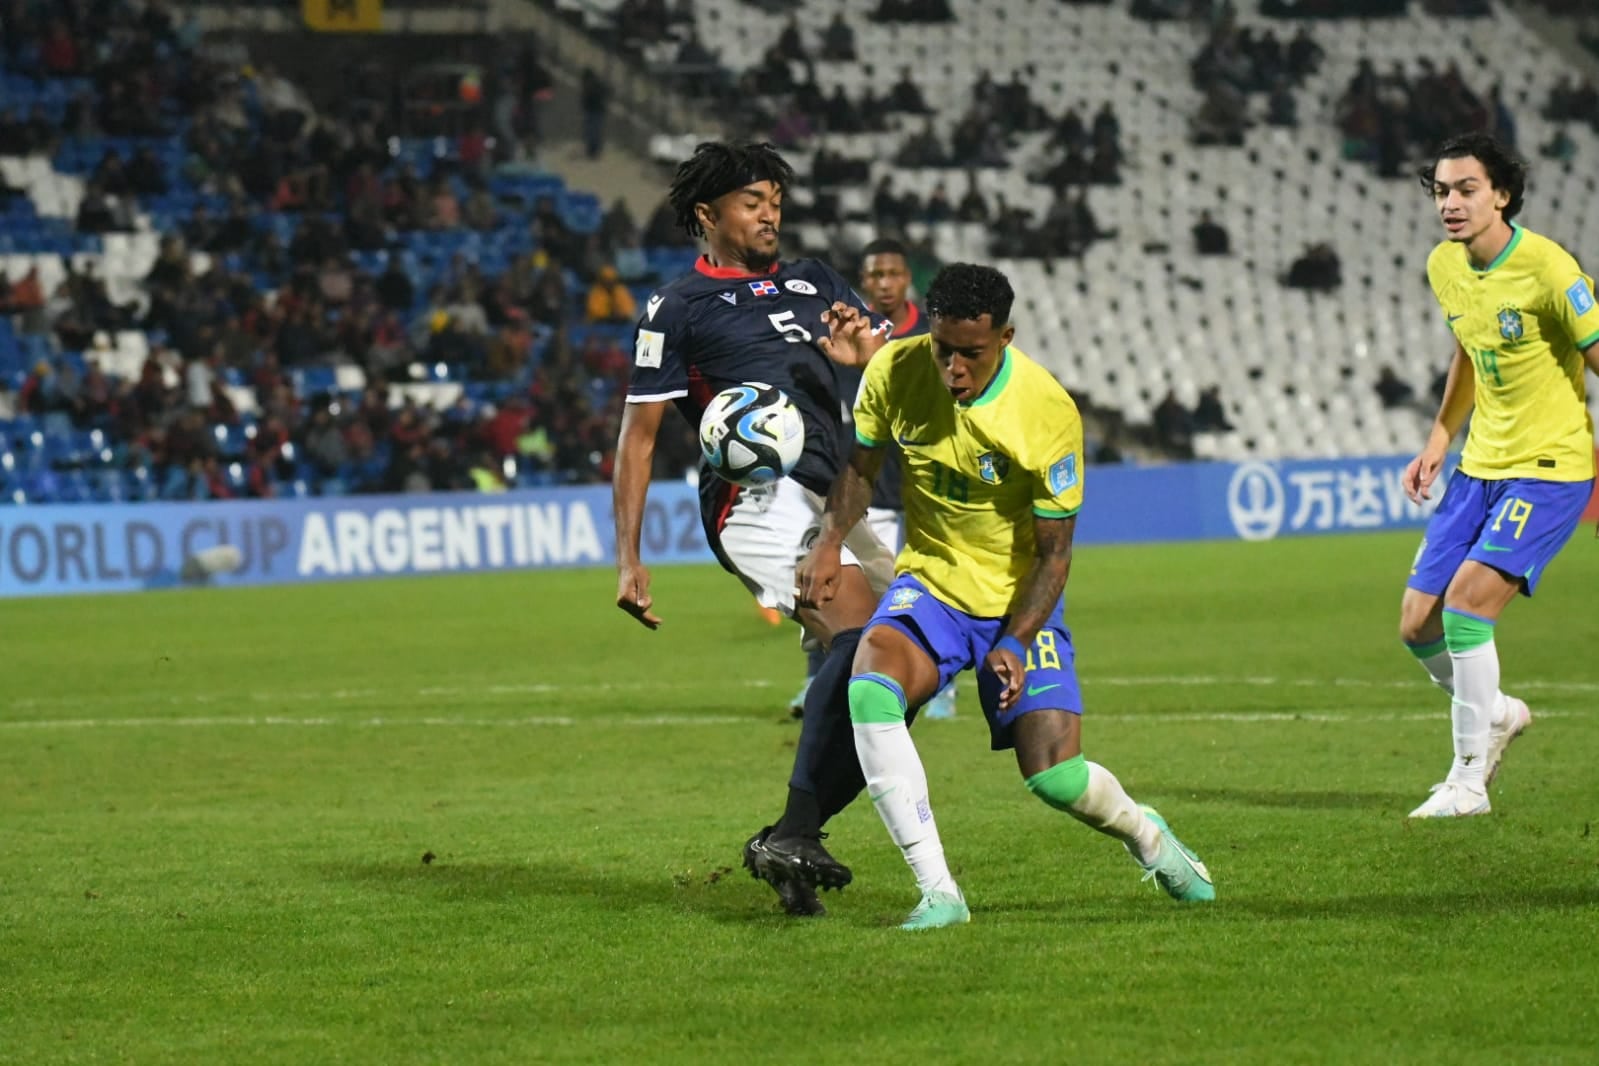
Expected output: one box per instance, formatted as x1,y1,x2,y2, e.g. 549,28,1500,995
923,683,957,720
787,678,812,720
1133,806,1215,903
900,888,970,930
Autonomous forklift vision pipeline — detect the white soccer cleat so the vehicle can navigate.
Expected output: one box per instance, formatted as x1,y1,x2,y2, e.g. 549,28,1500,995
1486,696,1531,787
1408,781,1491,819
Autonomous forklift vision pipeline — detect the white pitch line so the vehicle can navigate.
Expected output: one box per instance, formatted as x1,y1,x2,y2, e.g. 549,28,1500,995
7,673,1595,715
3,678,779,712
1089,676,1599,693
0,708,1582,732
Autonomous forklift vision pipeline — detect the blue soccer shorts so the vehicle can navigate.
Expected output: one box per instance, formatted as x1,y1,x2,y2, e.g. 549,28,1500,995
864,573,1083,751
1407,470,1594,597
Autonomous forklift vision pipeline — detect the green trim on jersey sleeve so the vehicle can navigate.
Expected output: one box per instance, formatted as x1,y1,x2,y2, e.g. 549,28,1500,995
1576,329,1599,351
855,429,881,447
1033,506,1080,519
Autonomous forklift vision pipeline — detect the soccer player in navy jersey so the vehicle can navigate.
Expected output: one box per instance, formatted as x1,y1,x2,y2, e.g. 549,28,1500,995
611,142,900,915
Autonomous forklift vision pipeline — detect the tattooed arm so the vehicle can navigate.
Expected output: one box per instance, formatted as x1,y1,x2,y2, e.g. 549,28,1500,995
985,514,1076,710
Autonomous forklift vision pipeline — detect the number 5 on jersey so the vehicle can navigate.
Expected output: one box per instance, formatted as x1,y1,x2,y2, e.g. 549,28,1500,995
768,310,813,343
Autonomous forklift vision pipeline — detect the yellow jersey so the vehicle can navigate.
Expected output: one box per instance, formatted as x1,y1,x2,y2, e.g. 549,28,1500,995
854,337,1084,617
1426,223,1599,481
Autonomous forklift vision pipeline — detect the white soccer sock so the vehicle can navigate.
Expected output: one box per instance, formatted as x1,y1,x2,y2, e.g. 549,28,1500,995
1414,645,1455,696
1449,638,1501,788
1067,762,1161,866
1414,639,1511,727
853,721,958,895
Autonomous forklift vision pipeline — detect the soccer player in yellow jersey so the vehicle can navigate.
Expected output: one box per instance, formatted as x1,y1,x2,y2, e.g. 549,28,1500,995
1401,133,1599,819
797,264,1213,929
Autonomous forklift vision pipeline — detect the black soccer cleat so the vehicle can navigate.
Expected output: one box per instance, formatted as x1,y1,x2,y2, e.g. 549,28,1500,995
756,831,853,892
743,827,826,916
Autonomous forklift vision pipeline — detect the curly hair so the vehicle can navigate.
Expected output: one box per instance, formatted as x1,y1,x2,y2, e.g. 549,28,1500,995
924,263,1014,326
1418,132,1528,222
667,141,794,238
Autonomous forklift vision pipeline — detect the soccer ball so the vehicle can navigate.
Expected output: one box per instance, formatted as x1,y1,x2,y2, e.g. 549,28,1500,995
698,382,805,486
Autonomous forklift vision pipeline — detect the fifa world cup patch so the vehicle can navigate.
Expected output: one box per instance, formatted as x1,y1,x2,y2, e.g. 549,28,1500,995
888,587,922,611
1567,279,1596,317
634,329,664,368
1047,453,1078,495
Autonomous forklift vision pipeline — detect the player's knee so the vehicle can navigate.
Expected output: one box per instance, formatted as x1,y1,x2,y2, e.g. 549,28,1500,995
1398,596,1442,646
1024,754,1089,813
848,673,907,725
1399,608,1432,645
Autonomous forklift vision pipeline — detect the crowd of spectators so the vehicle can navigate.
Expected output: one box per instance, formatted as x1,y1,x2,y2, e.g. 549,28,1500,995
1333,57,1515,178
1190,18,1324,145
0,0,710,502
8,0,1598,499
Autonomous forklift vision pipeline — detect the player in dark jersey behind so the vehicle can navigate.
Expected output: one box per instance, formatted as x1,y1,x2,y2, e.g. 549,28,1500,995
611,142,901,916
788,238,958,720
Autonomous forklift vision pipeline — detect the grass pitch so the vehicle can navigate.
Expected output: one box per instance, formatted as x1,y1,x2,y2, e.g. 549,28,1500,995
3,531,1598,1064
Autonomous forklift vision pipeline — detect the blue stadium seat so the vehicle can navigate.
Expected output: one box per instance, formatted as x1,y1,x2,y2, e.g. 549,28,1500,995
38,468,87,503
126,466,153,501
213,422,248,458
294,366,337,394
92,467,128,502
160,466,190,500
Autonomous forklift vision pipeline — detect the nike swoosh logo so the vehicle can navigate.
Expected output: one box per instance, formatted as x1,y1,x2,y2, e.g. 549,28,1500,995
1025,683,1061,697
1447,314,1464,323
896,435,928,447
1480,543,1512,552
869,786,897,801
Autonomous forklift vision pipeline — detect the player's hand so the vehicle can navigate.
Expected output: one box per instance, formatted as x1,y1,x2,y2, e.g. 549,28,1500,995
616,563,662,629
1402,445,1446,504
818,302,886,368
984,645,1026,712
795,541,842,610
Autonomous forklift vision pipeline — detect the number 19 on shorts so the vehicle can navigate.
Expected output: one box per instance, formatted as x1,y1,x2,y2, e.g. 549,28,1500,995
1490,496,1533,540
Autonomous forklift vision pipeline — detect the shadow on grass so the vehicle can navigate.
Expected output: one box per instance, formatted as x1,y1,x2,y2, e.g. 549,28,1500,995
320,858,817,925
974,883,1597,925
1154,786,1417,811
1230,883,1598,921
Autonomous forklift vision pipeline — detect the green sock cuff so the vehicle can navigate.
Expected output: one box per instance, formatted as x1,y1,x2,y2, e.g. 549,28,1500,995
1406,637,1448,660
1025,754,1089,812
849,673,908,724
1442,609,1495,652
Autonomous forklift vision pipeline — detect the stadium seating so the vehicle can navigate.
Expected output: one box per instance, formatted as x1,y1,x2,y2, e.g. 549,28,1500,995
4,1,1599,505
685,0,1599,458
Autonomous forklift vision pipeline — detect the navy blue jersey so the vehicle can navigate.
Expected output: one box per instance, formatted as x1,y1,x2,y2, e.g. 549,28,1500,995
840,302,930,511
627,256,888,532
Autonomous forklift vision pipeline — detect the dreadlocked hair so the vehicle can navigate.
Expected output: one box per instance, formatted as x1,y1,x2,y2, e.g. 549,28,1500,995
925,263,1014,326
668,141,795,238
